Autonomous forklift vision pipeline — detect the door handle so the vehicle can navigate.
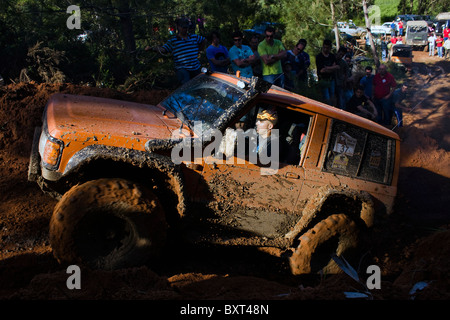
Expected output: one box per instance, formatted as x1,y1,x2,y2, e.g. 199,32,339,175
285,172,300,179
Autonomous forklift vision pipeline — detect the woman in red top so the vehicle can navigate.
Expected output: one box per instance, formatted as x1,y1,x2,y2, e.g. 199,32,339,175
443,27,450,41
436,35,444,58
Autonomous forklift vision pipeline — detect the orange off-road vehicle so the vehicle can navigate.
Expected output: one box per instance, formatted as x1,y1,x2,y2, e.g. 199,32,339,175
28,72,400,274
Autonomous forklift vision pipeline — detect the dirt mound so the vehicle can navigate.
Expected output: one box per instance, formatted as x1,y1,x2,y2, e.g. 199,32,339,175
1,52,449,301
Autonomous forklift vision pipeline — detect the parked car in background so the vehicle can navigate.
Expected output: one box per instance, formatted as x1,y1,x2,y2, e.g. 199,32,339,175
435,12,450,34
405,20,428,49
371,25,391,34
391,44,413,71
365,29,388,48
337,20,366,38
383,21,398,34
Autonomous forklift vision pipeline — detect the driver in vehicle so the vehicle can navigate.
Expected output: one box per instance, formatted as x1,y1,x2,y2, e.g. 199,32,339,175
253,108,278,159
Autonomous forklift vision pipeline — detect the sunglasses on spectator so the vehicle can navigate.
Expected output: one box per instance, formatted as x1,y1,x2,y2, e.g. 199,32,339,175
265,34,274,39
233,38,242,41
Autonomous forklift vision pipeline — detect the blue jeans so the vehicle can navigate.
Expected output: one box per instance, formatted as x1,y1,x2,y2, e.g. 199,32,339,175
374,97,394,125
437,47,443,57
263,73,284,88
176,68,201,85
394,108,403,127
319,79,335,106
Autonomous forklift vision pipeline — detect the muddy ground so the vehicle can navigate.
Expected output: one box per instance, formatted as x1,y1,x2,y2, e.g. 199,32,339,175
0,51,449,303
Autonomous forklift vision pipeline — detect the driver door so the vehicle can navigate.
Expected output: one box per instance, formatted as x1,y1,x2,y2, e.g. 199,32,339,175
194,102,313,239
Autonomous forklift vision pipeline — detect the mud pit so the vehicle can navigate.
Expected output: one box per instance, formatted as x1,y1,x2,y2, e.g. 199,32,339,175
0,51,449,301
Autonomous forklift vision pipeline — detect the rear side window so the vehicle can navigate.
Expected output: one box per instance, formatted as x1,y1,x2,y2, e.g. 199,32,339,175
323,121,395,185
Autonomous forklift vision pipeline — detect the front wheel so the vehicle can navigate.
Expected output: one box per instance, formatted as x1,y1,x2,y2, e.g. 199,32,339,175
289,214,359,275
50,178,167,270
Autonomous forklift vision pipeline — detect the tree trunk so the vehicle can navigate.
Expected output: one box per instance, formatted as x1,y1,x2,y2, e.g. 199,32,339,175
363,0,379,67
116,1,136,53
330,1,340,50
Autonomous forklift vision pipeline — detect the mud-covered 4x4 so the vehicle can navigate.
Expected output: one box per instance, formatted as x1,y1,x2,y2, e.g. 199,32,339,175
28,73,400,274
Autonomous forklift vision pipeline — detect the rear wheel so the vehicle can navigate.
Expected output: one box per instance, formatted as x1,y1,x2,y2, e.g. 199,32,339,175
50,178,167,270
289,214,359,275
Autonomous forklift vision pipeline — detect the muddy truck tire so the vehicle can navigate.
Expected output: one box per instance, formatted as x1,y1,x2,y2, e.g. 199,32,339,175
289,214,359,275
49,178,167,270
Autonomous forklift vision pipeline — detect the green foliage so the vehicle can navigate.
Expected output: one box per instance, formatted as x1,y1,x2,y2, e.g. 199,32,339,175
0,0,445,90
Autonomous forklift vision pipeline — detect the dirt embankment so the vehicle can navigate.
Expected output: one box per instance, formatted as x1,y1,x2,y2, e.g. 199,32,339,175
0,51,449,300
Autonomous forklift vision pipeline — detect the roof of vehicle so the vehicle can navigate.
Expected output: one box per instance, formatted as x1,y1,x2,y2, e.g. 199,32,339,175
269,89,399,140
406,20,428,26
211,73,400,141
393,44,413,49
436,12,450,20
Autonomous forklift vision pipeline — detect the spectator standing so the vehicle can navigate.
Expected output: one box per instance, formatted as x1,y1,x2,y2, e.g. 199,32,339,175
284,39,310,89
229,31,256,78
398,20,404,36
147,17,206,85
197,15,205,33
381,37,388,61
444,38,450,59
335,47,351,109
373,64,397,125
428,33,437,56
390,20,397,37
282,61,296,91
316,39,339,106
258,26,287,87
436,34,444,58
392,83,410,128
206,31,230,73
443,26,450,41
248,35,263,78
359,66,374,99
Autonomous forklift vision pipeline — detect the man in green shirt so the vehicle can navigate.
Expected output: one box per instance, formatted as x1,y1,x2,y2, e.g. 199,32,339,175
258,26,286,87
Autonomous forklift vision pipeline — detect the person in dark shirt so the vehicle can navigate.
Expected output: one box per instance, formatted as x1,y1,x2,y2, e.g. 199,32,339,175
392,82,410,127
316,39,339,106
346,85,377,121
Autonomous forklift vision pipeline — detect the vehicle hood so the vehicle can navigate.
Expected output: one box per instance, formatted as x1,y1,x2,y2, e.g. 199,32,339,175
45,93,183,146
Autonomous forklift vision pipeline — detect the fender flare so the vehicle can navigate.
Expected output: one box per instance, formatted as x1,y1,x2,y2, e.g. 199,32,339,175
62,144,186,217
285,185,375,242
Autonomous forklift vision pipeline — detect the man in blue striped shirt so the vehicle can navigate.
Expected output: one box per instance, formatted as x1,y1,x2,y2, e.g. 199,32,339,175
147,17,206,85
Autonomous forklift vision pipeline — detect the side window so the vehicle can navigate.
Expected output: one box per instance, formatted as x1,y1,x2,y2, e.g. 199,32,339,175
323,120,395,184
359,133,395,184
323,121,366,176
216,103,312,167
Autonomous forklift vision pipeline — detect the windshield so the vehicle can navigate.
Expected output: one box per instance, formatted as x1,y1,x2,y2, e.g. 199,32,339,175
408,26,427,33
160,74,245,135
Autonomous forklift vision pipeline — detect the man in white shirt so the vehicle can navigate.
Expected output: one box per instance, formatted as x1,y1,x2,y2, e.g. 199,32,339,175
428,33,437,56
